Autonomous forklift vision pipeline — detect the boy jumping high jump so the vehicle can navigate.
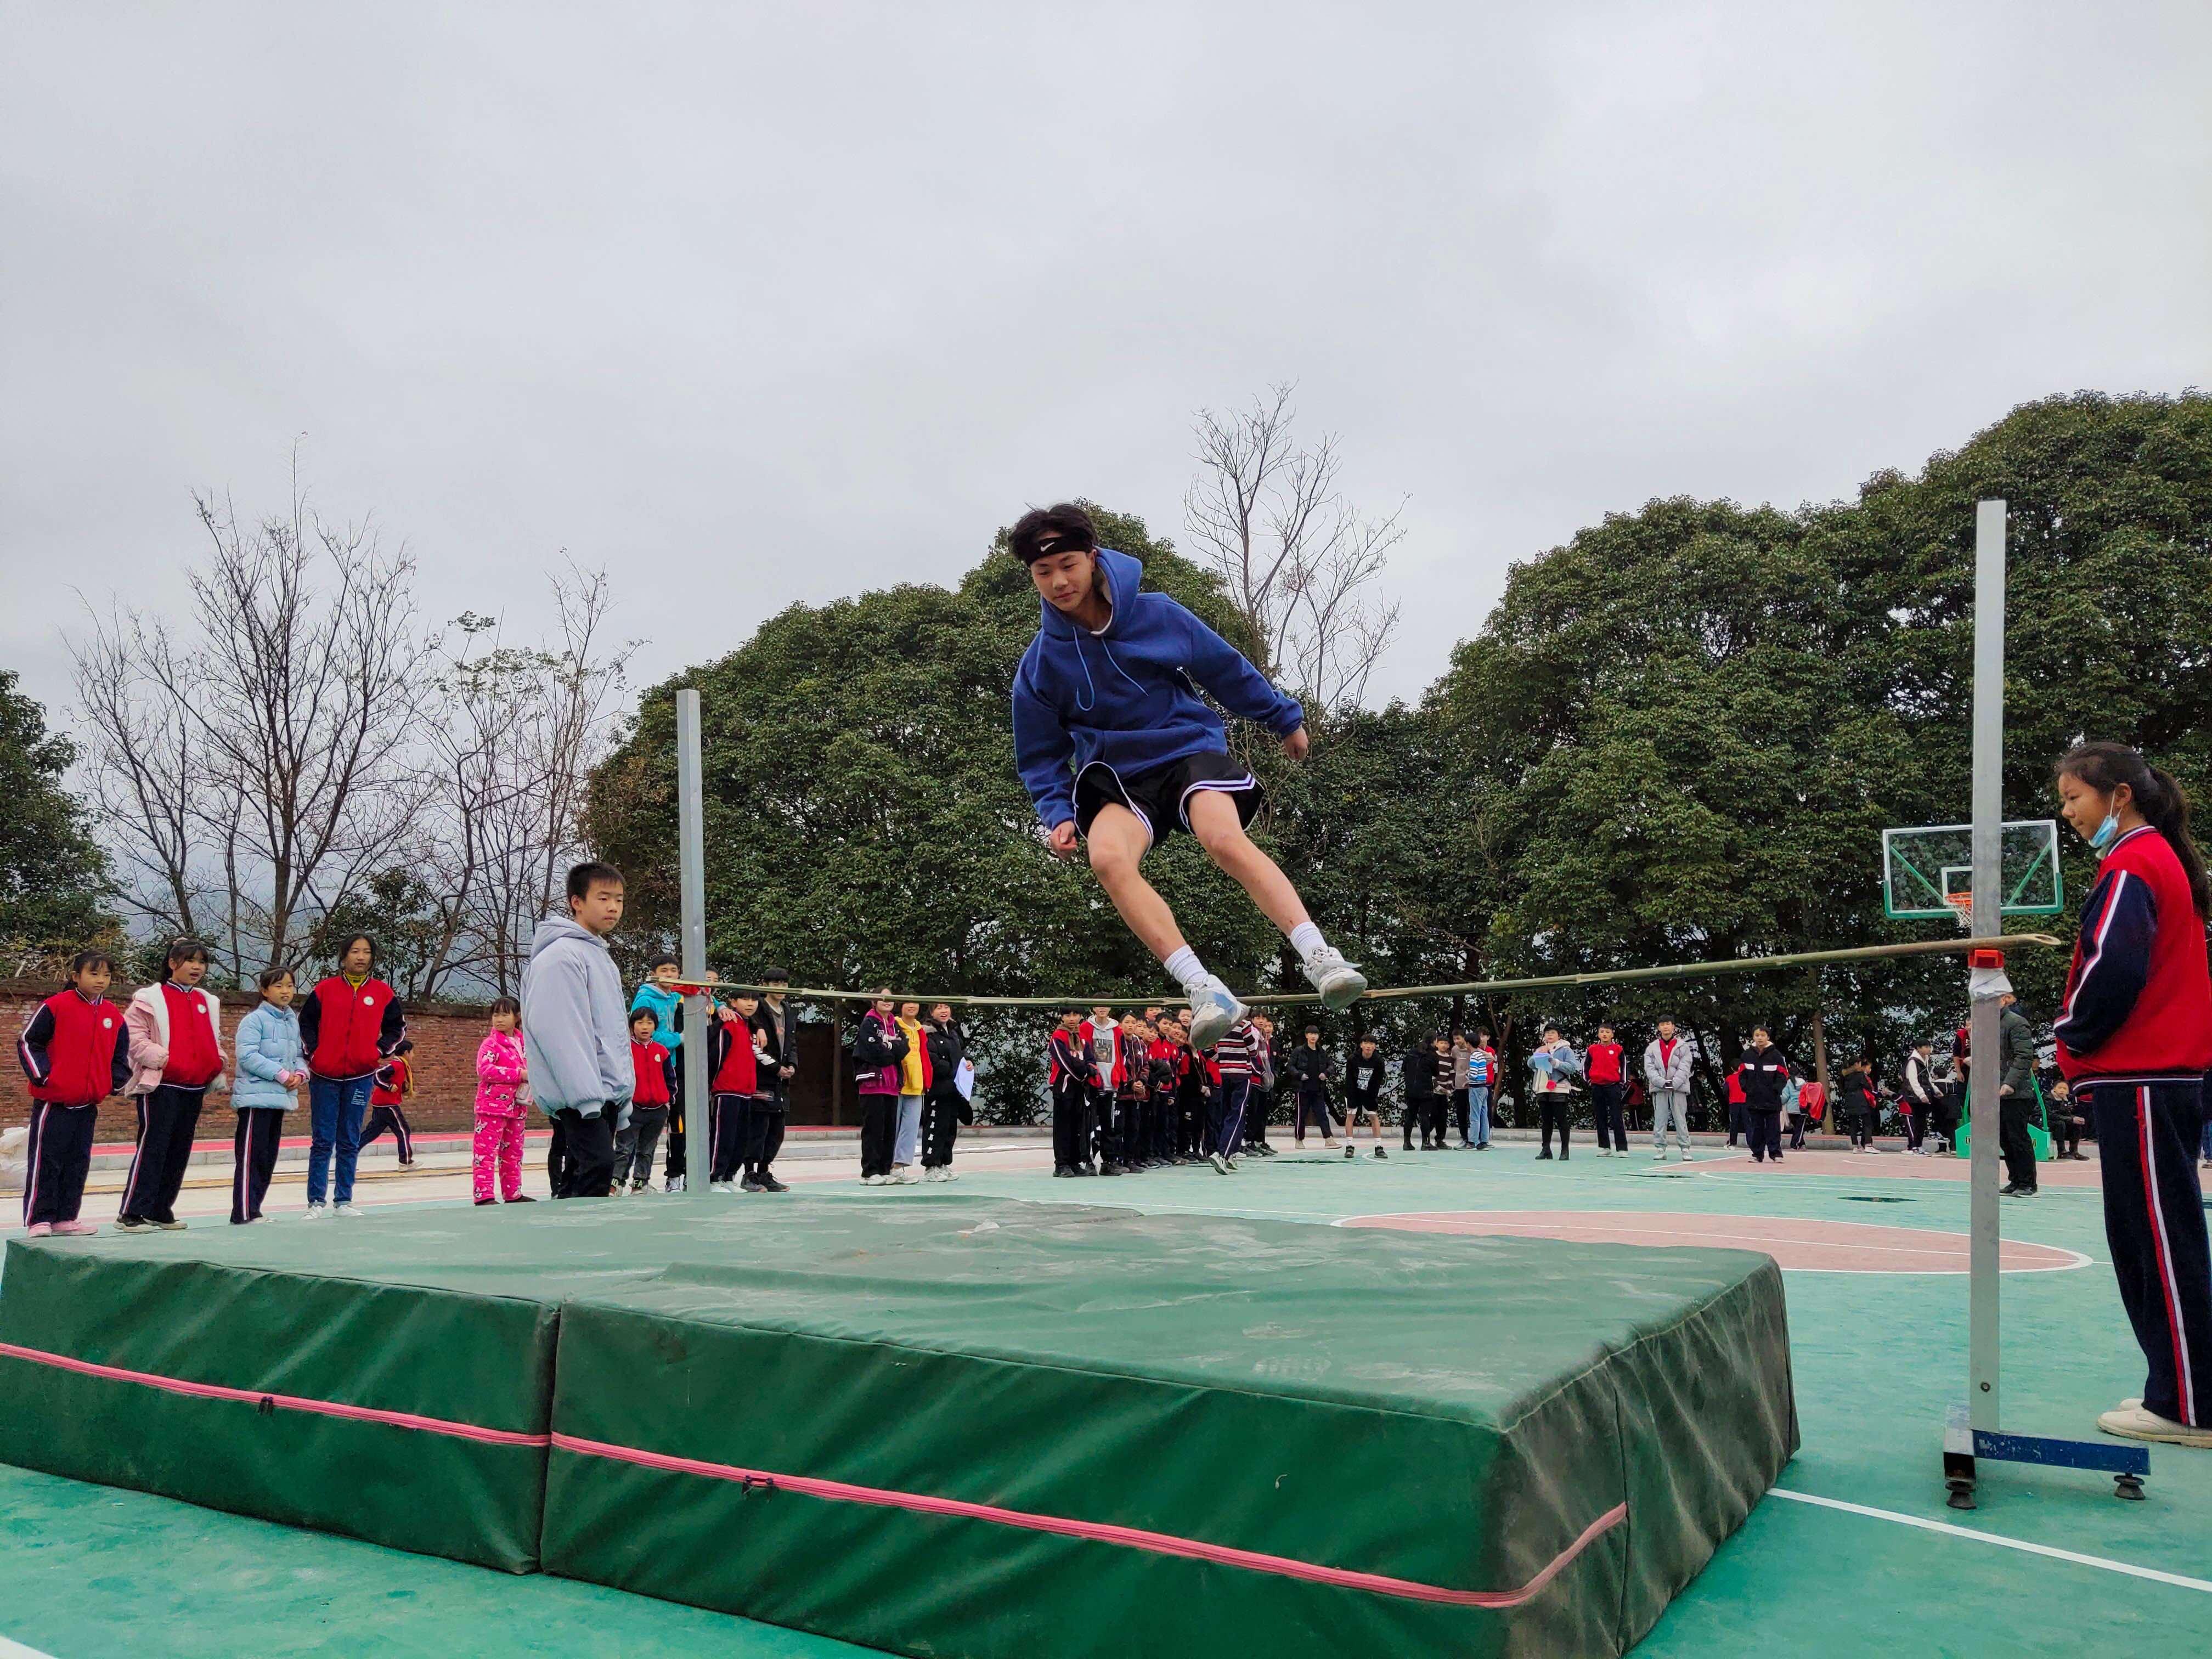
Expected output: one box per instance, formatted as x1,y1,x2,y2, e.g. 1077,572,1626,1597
1009,503,1365,1048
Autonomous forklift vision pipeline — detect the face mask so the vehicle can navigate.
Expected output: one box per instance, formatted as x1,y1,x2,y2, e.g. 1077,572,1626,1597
2090,811,2121,853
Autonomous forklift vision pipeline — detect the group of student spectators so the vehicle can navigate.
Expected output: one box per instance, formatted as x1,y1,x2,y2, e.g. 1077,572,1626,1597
16,932,415,1235
13,862,842,1231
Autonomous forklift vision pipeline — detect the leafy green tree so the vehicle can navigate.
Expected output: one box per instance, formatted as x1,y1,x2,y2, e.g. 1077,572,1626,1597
0,669,117,967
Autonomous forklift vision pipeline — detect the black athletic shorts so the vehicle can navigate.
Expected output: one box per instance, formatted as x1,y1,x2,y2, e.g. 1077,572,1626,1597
1074,752,1261,845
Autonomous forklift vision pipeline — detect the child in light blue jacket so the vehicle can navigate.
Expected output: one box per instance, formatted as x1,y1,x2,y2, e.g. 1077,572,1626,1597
232,967,306,1223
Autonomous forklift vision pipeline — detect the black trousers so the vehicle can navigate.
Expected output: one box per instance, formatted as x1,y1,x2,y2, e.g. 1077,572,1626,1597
921,1090,960,1169
1117,1092,1146,1165
1452,1089,1471,1143
552,1108,616,1198
1898,1101,1926,1151
1086,1086,1116,1167
709,1093,751,1184
1177,1084,1207,1158
359,1101,414,1162
1294,1085,1335,1141
548,1115,569,1192
1592,1083,1627,1152
230,1106,285,1223
664,1060,688,1182
615,1104,668,1187
749,1097,787,1177
1999,1093,2039,1190
22,1101,98,1227
2085,1079,2212,1426
860,1092,898,1177
1747,1108,1782,1160
1539,1093,1571,1157
1406,1097,1442,1148
1933,1085,1962,1145
1050,1078,1089,1171
2054,1111,2083,1156
1727,1099,1748,1146
120,1084,207,1224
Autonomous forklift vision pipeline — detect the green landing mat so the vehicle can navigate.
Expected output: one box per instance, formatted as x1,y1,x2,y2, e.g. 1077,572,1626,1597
0,1196,1796,1658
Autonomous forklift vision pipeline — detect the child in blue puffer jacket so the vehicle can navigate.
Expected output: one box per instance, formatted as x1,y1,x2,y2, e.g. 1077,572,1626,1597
232,967,306,1224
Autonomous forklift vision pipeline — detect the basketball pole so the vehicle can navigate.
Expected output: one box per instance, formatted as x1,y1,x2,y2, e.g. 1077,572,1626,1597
676,688,712,1195
1966,499,2005,1433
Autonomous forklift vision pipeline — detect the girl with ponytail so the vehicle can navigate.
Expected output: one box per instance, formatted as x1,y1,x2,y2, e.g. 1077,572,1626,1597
2051,741,2212,1447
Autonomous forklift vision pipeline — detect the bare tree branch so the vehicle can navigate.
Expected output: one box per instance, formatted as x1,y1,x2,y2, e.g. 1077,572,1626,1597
1182,384,1404,713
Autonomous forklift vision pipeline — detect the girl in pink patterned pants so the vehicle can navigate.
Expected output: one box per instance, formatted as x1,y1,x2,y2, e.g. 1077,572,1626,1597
473,999,532,1205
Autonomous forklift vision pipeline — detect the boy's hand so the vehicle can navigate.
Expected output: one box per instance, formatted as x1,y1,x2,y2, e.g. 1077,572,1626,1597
1280,726,1310,761
1047,821,1080,859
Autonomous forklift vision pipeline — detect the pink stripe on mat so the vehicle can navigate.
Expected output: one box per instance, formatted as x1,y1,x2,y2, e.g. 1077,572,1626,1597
0,1341,550,1447
551,1430,1626,1607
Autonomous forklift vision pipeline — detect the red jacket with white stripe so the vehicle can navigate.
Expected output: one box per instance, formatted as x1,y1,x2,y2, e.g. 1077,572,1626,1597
2055,824,2212,1084
18,991,131,1106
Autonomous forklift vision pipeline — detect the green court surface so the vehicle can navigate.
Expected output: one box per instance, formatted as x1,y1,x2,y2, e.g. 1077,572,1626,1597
3,1145,2208,1657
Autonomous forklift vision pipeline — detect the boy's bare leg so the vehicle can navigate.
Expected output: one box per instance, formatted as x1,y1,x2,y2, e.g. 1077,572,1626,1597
1186,791,1310,935
1188,792,1367,1008
1086,805,1189,960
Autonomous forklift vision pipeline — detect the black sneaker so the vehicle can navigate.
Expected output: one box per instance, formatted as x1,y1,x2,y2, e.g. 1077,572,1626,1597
1098,1162,1124,1177
1373,1147,1388,1160
115,1216,150,1232
740,1177,766,1193
761,1176,789,1192
474,1198,495,1207
1344,1145,1357,1160
509,1194,536,1203
1053,1166,1075,1178
1536,1152,1554,1160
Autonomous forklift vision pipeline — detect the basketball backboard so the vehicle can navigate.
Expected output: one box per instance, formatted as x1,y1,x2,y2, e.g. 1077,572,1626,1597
1881,820,2063,922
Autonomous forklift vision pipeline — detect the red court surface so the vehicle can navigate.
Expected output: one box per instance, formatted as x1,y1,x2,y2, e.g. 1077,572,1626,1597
1337,1210,2089,1273
1681,1149,2108,1187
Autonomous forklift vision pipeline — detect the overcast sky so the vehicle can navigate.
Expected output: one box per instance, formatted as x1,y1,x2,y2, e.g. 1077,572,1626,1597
5,2,2207,732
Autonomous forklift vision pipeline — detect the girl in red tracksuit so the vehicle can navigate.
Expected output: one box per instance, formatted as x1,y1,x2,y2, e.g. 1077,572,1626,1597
16,950,131,1235
2052,743,2212,1444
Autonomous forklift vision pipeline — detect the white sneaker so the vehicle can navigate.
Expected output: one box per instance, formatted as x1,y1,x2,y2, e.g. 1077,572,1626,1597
1679,1152,1694,1163
1652,1149,1665,1160
894,1169,921,1186
303,1202,331,1220
665,1175,686,1194
861,1174,883,1186
1185,976,1247,1050
2096,1403,2212,1448
1300,945,1368,1011
332,1202,363,1219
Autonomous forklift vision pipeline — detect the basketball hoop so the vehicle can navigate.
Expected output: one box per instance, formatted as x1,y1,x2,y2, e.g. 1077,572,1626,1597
1945,891,1974,932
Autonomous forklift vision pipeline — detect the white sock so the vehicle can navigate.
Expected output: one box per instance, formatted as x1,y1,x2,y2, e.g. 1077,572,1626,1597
1288,921,1327,960
1163,946,1209,991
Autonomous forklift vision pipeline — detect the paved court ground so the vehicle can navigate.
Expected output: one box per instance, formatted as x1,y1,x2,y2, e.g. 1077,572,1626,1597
3,1133,2207,1656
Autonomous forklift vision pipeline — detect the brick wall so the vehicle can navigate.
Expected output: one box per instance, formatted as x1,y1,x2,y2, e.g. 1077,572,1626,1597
2,978,493,1141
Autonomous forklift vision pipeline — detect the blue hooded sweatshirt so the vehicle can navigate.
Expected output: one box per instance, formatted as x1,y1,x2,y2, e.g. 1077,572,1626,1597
1011,548,1304,831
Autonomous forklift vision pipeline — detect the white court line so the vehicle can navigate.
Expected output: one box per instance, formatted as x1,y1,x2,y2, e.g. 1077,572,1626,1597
1765,1488,2212,1594
0,1635,60,1658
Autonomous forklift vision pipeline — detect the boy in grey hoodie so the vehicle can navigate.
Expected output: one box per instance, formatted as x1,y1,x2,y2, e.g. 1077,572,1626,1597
521,861,634,1197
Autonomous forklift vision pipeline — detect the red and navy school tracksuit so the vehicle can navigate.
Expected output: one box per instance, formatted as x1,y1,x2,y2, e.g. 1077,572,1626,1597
16,991,131,1227
707,1014,759,1185
1047,1029,1099,1173
359,1054,416,1164
2055,823,2212,1429
121,984,225,1227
